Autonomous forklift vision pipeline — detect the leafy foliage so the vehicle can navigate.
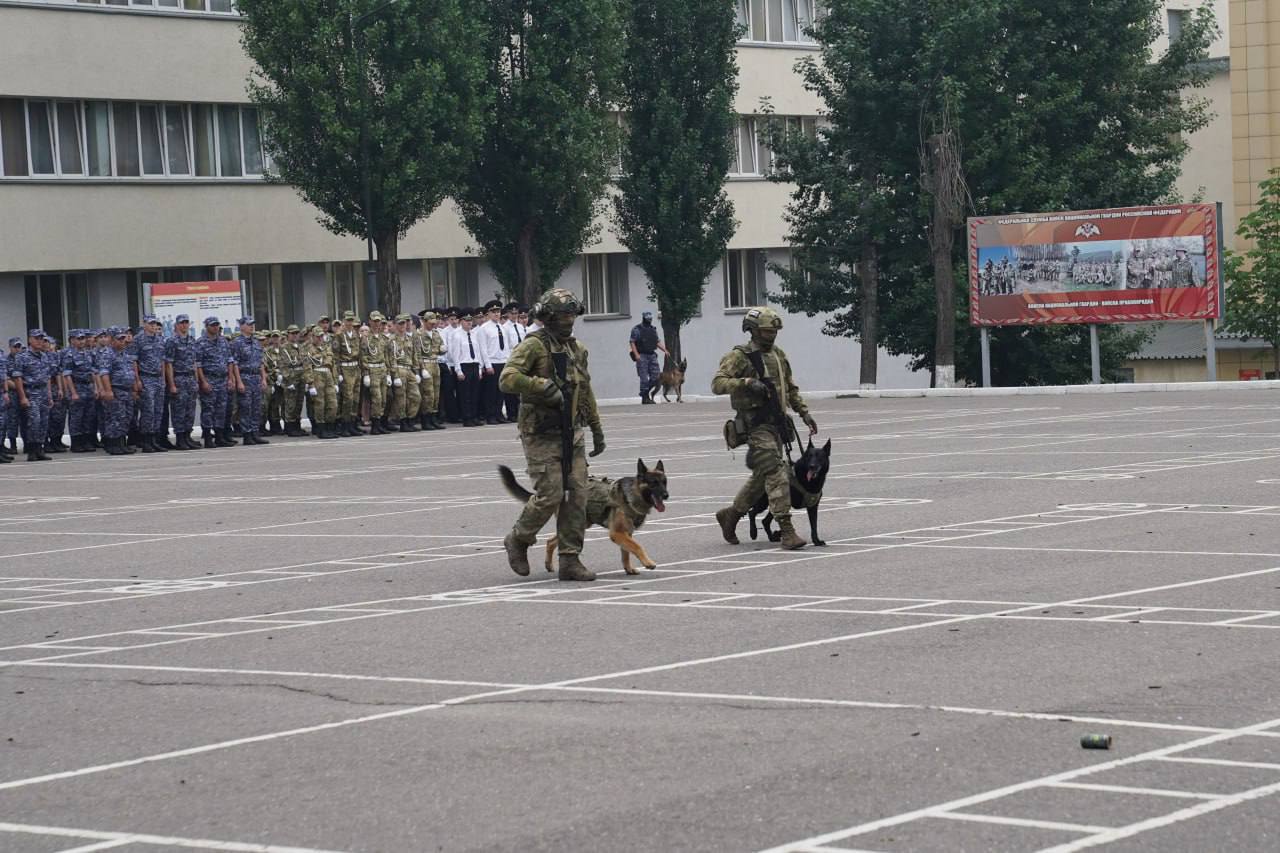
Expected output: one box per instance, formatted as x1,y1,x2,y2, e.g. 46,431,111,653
240,0,490,314
612,0,739,363
1224,169,1280,375
770,0,1216,384
455,0,625,306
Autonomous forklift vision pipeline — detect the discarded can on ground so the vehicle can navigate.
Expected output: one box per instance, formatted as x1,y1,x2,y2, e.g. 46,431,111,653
1081,734,1112,750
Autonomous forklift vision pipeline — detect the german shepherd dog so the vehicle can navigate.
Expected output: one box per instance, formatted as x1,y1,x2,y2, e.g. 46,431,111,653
748,438,831,547
498,460,669,574
647,358,687,403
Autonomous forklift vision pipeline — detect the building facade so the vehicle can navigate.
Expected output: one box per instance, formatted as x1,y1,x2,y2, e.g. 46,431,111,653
0,0,928,400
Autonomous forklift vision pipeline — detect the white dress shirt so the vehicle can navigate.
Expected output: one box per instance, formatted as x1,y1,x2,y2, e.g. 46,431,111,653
475,319,510,369
448,326,481,372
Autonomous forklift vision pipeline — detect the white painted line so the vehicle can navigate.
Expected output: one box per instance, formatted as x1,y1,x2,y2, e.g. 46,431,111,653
48,839,134,853
1212,613,1280,625
1034,777,1280,852
1047,781,1223,800
0,821,346,853
1091,609,1161,622
878,601,954,613
935,812,1107,833
757,714,1280,852
1158,756,1280,771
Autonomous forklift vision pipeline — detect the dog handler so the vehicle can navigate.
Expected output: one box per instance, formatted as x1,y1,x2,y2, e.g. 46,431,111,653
500,288,607,582
712,306,818,551
629,311,668,405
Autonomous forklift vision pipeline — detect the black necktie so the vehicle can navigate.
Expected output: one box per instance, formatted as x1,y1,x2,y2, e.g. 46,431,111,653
467,332,475,359
498,325,505,351
515,326,523,343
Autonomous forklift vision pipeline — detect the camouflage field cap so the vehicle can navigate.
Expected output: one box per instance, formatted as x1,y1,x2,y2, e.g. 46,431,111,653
286,324,300,334
368,311,386,323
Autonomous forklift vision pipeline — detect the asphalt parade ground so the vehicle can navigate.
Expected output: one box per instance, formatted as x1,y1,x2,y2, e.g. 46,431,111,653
1,390,1279,852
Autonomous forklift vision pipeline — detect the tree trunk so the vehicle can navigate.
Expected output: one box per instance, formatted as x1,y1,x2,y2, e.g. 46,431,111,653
927,134,957,388
375,231,401,317
1274,342,1279,379
859,238,879,389
516,222,541,307
660,312,682,372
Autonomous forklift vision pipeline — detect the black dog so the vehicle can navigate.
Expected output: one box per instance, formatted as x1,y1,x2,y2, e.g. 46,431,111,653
748,438,831,547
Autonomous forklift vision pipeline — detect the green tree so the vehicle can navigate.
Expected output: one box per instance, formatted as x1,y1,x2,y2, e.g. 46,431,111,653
612,0,739,366
772,0,1216,385
1224,169,1280,377
239,0,489,317
456,0,625,306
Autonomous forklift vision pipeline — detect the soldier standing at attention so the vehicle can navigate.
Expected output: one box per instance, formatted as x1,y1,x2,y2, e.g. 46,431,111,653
302,325,339,439
280,325,306,436
99,327,140,456
195,318,236,448
164,315,199,451
0,344,11,463
361,311,392,434
11,330,57,462
230,316,269,446
389,314,422,432
476,299,508,425
450,309,483,428
412,312,443,431
1170,248,1198,288
629,310,668,404
131,315,168,454
333,311,363,436
712,307,818,551
66,331,98,453
499,288,606,582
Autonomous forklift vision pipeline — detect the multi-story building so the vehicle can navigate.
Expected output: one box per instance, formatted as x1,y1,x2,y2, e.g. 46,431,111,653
0,1,1239,391
0,0,928,399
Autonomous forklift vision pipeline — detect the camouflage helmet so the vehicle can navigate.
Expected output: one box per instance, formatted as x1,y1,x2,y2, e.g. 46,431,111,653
532,288,585,321
742,306,783,334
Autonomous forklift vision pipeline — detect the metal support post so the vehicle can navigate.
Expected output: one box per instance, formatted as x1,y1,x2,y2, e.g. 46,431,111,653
1089,324,1101,385
980,326,992,388
1205,320,1217,381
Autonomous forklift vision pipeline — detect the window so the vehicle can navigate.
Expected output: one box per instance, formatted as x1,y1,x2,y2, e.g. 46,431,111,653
730,117,761,176
327,262,361,319
581,253,630,316
22,272,90,344
44,0,241,13
423,257,480,308
724,249,767,309
0,98,267,180
738,0,820,44
1167,9,1189,44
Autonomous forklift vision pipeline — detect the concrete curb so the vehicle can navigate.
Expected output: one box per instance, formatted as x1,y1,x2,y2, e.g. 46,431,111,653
596,380,1280,407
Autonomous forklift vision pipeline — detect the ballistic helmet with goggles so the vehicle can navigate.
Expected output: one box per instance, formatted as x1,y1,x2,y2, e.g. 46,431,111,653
532,288,585,321
741,306,783,334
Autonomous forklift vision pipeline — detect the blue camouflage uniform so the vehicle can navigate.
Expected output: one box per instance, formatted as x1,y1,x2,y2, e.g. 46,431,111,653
100,334,138,440
195,329,234,434
131,321,167,435
230,330,265,435
12,336,57,448
45,338,70,447
65,333,99,441
165,325,198,434
0,350,9,451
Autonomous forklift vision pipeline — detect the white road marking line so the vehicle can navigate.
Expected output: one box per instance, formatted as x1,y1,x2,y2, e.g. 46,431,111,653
0,821,346,853
757,716,1280,852
1046,781,1223,800
935,812,1109,833
1157,756,1280,771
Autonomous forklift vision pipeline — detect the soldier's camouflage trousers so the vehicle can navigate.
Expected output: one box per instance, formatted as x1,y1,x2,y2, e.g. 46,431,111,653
23,387,51,445
366,366,388,418
266,381,284,424
69,383,97,436
284,377,304,423
200,377,229,433
509,433,589,556
418,362,439,417
103,387,135,439
310,370,337,425
390,366,421,420
730,425,792,522
238,375,264,433
171,375,197,432
138,374,166,432
337,366,361,419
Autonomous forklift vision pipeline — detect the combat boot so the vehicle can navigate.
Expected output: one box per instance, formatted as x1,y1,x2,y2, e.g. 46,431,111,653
557,553,596,582
155,433,175,450
402,418,420,432
141,434,158,453
104,437,124,457
382,416,399,432
715,507,743,545
777,517,807,551
152,433,170,452
255,432,270,444
215,429,237,448
119,436,136,455
433,414,447,430
369,419,384,435
45,436,66,453
504,532,532,577
323,422,341,439
203,432,216,449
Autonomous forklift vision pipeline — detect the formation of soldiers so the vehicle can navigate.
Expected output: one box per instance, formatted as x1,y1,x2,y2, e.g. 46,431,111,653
980,244,1201,297
1125,246,1200,289
1,301,532,462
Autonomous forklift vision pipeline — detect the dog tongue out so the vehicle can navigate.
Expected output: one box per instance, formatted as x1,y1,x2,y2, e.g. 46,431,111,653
653,497,666,512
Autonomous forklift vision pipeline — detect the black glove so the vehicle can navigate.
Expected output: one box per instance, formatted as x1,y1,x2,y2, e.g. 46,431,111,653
745,378,769,397
589,429,606,458
803,413,818,435
629,351,637,362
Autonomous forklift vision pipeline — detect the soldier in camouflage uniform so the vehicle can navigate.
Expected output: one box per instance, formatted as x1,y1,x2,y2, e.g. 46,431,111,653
279,325,307,436
712,307,818,551
164,315,200,451
99,327,140,456
361,311,393,434
332,311,363,436
1170,248,1198,288
415,311,445,430
389,314,422,432
499,288,606,582
263,331,284,436
302,326,339,439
